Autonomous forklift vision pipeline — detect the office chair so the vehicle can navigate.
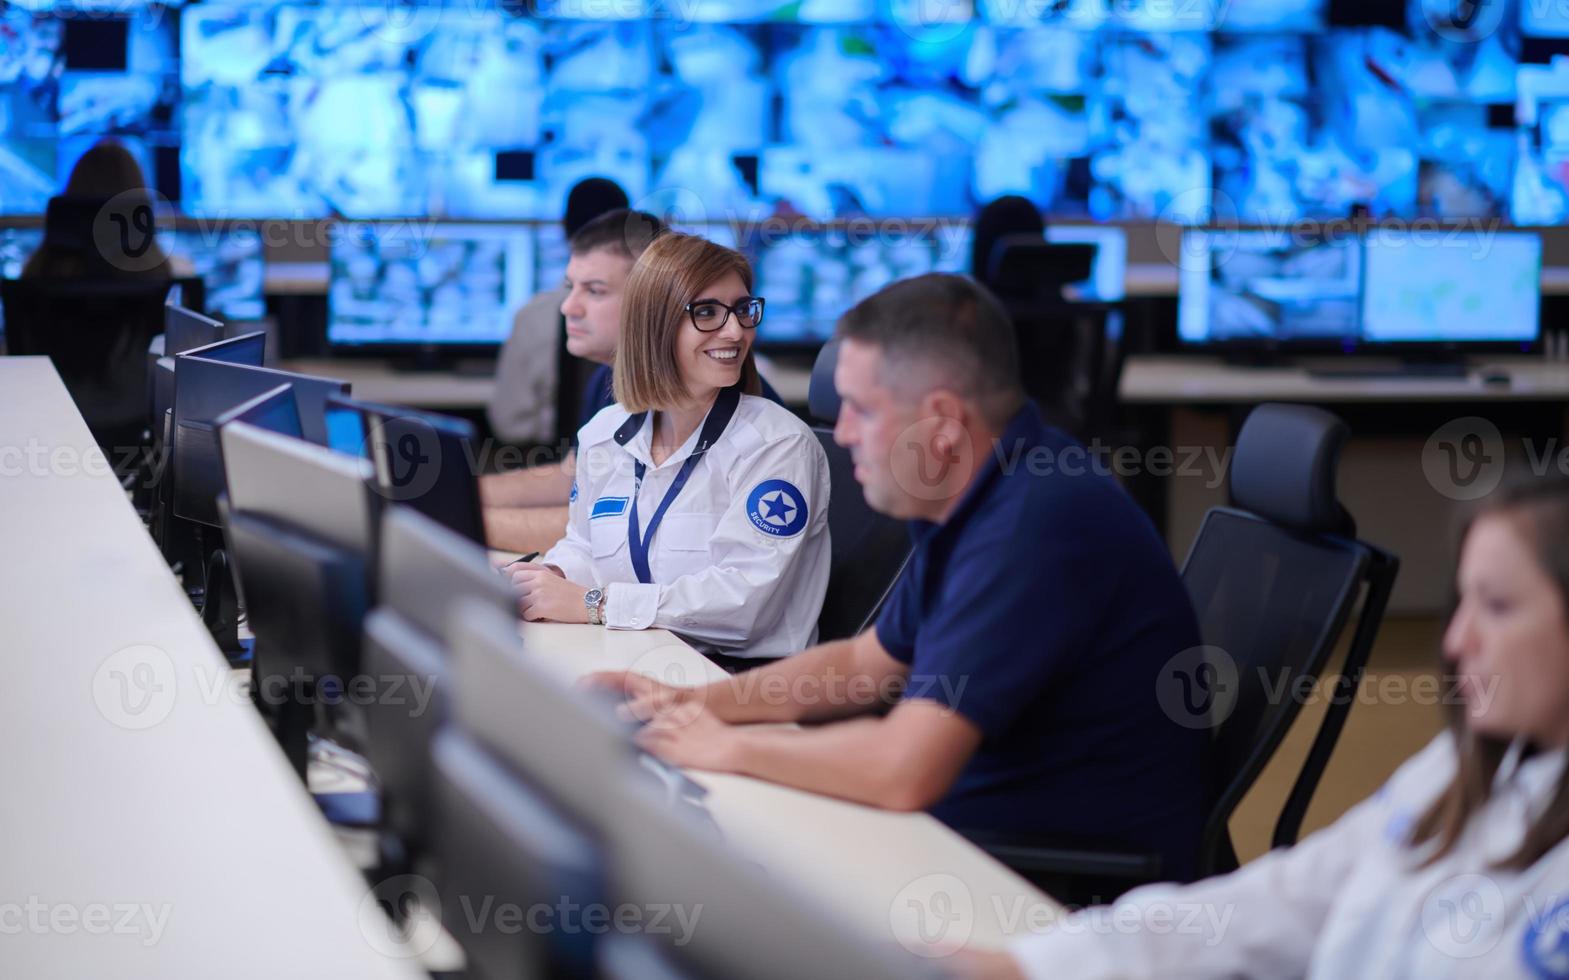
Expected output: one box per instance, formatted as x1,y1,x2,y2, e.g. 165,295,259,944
805,338,913,642
2,277,177,460
984,236,1126,443
966,403,1398,903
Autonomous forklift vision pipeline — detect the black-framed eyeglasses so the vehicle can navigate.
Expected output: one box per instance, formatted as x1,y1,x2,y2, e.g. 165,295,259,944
685,296,765,332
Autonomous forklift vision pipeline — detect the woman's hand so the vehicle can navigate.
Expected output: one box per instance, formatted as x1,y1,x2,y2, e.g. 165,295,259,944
509,563,589,623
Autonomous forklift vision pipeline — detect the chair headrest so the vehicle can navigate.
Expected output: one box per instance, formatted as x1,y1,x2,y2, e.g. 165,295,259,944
1231,403,1353,536
985,236,1097,302
808,337,841,424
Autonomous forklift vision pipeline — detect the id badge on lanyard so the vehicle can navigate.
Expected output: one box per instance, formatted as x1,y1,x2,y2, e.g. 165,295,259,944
620,387,741,584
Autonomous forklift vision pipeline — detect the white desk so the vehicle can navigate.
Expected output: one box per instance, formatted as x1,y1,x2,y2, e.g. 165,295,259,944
0,359,422,979
1121,354,1569,404
516,622,1061,953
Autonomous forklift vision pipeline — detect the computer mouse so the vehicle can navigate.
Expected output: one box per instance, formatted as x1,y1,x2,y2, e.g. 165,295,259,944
1481,371,1512,386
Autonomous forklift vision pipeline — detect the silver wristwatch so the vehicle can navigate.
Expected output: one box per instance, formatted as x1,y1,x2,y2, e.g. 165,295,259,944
584,588,605,626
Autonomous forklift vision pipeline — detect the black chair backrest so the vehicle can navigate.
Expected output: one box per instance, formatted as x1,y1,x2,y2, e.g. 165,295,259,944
3,277,175,450
983,237,1096,303
1179,403,1397,874
985,238,1122,441
806,339,913,641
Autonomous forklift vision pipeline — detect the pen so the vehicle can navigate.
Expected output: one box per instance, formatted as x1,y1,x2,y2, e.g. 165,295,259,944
505,551,541,568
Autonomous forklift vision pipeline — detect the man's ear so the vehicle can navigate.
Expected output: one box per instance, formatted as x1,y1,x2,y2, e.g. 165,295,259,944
920,388,969,427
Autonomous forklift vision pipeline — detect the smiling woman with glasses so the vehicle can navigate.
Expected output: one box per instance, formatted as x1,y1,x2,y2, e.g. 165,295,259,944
509,232,832,667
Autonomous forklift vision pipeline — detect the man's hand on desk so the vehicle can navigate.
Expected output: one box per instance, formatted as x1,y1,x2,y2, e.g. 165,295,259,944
509,562,589,623
582,670,696,723
632,701,745,773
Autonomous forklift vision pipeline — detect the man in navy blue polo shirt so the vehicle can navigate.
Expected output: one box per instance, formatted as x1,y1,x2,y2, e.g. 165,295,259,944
593,273,1208,885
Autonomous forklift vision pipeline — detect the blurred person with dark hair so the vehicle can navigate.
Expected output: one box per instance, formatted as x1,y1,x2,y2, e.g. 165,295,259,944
970,194,1044,287
487,176,631,448
23,139,171,280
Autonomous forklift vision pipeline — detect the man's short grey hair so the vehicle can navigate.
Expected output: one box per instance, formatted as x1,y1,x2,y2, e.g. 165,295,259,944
834,272,1025,426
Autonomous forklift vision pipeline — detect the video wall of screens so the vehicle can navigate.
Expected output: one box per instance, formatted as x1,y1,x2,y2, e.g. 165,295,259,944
7,0,1569,227
0,221,264,319
0,4,181,212
1177,227,1542,347
320,217,1123,348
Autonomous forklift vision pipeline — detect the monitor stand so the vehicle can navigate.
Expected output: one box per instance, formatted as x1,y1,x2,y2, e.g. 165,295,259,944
201,547,253,666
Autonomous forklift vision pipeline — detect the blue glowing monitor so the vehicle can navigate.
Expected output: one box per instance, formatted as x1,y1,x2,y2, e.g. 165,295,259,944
1361,229,1540,346
216,384,304,441
328,223,534,349
1177,229,1362,345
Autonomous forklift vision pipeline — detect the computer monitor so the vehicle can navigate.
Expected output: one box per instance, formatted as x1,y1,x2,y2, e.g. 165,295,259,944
342,399,486,544
359,508,519,852
170,349,346,527
179,330,266,367
218,420,377,560
165,302,225,356
1046,225,1128,302
431,727,606,978
606,779,934,980
323,394,370,459
213,384,303,441
1176,228,1362,348
443,605,929,980
1178,226,1542,354
444,603,638,828
1360,228,1540,350
748,222,969,347
218,420,380,774
327,222,533,352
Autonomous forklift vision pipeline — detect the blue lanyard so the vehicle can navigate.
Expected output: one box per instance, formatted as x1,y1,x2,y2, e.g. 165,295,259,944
618,387,741,584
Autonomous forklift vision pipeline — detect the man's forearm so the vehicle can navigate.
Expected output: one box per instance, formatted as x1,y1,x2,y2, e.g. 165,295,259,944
699,636,900,726
483,505,570,555
723,717,927,810
479,456,576,508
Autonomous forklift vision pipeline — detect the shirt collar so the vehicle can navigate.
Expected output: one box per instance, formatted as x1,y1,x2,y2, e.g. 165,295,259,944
613,392,737,471
1498,738,1568,798
911,400,1046,543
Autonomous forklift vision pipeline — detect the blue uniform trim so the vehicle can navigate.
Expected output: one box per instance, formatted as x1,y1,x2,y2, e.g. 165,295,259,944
591,496,628,519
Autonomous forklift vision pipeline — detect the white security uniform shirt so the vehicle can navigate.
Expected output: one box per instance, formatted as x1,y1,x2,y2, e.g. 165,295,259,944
541,393,831,659
1010,732,1569,979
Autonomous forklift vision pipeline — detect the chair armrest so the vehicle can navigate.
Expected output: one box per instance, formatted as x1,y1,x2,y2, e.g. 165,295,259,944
959,828,1165,880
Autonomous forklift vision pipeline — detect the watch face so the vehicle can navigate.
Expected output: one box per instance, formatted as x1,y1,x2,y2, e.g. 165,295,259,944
584,589,604,606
